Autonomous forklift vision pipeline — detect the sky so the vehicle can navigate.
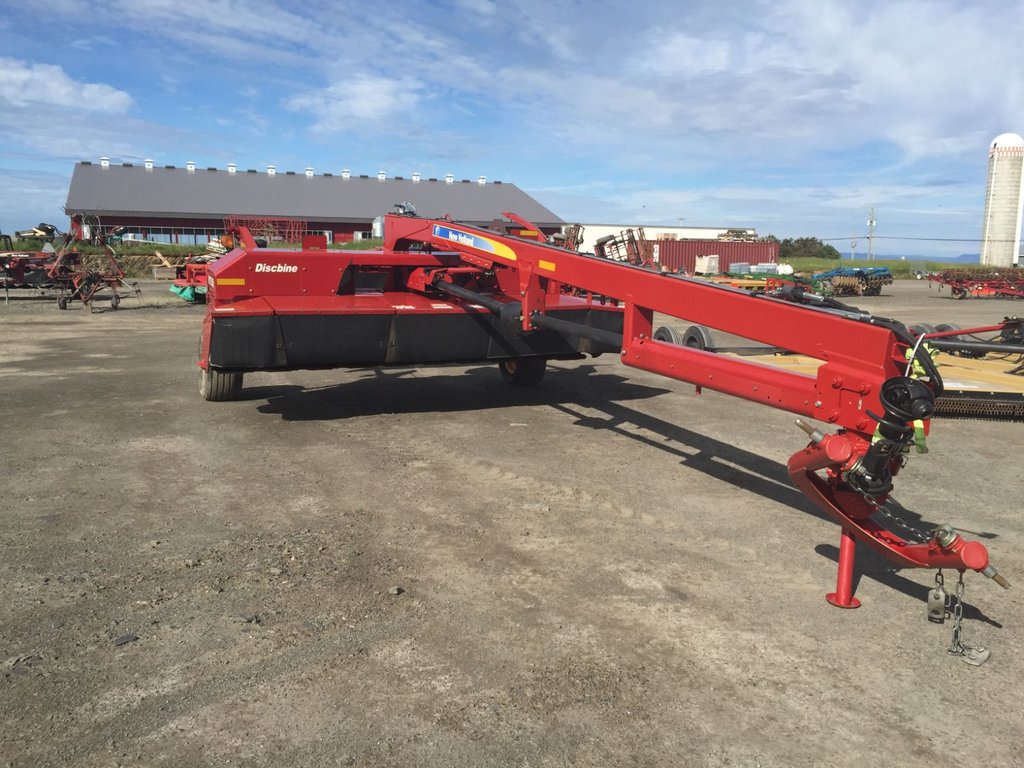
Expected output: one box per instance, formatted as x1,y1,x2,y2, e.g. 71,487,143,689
1,0,1023,257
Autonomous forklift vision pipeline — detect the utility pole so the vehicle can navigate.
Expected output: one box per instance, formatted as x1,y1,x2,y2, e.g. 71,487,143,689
866,207,877,262
850,235,858,261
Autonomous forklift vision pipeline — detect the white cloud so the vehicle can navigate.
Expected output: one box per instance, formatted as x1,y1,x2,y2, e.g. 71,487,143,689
455,0,498,15
634,32,731,77
287,74,422,130
0,58,132,113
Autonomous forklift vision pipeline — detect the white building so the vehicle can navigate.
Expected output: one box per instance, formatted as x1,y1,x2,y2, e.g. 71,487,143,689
980,132,1024,267
569,223,756,254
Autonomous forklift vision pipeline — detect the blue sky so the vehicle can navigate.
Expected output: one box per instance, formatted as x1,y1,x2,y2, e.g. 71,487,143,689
1,0,1022,257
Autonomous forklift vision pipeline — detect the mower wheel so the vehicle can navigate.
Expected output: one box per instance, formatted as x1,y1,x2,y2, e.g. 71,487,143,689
199,366,243,401
110,294,120,310
909,323,936,338
57,296,69,310
498,357,546,386
682,325,714,351
653,325,682,345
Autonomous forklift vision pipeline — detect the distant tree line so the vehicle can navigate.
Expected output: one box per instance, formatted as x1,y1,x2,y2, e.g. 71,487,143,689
760,235,841,260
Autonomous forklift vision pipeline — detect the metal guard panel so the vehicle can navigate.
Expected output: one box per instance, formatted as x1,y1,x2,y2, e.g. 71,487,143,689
209,308,623,371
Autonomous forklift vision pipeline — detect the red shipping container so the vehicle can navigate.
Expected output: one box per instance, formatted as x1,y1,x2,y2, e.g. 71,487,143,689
651,239,778,274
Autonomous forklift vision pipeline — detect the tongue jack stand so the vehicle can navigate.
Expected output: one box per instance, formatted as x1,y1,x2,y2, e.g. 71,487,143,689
827,527,862,609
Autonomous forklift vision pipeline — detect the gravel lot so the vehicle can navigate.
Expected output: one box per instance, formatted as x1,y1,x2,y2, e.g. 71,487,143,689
1,279,1022,767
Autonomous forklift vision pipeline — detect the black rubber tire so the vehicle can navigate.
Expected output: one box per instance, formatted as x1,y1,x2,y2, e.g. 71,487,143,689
110,294,120,310
934,322,975,358
199,366,243,401
57,296,68,310
652,325,682,345
908,323,936,337
682,324,714,351
498,357,546,386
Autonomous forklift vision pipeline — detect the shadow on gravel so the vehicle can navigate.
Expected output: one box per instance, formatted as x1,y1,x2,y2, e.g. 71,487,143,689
252,361,993,608
254,363,672,421
550,395,821,515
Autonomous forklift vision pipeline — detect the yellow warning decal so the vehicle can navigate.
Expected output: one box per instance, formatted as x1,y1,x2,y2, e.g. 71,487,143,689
539,260,557,273
216,278,246,286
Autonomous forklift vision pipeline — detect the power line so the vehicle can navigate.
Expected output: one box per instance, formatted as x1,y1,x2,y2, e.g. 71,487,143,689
819,235,1023,243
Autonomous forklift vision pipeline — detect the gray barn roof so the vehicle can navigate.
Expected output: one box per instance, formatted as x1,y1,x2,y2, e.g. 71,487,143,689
64,163,563,226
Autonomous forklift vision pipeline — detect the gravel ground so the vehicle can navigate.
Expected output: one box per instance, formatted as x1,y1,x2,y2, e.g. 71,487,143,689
1,279,1022,768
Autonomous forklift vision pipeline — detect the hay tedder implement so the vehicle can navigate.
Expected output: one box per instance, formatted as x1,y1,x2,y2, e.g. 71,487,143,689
1,222,141,309
198,209,1009,661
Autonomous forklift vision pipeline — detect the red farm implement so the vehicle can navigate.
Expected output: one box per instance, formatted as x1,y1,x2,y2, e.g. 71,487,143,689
197,209,1010,661
1,250,54,300
928,268,1024,300
47,224,142,311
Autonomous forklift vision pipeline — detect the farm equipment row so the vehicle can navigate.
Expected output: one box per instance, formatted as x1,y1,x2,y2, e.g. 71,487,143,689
928,268,1024,299
196,209,1009,660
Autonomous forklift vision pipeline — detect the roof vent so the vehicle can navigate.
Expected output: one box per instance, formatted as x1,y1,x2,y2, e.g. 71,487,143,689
227,163,237,175
186,160,196,174
477,175,486,185
412,172,421,183
377,170,386,182
341,168,351,180
267,165,276,177
305,166,314,178
445,173,454,184
100,156,110,168
144,159,154,171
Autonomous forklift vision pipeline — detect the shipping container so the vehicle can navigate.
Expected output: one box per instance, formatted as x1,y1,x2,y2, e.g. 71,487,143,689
650,239,778,274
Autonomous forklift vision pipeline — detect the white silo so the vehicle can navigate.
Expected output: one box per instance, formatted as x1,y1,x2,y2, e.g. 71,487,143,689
980,132,1024,267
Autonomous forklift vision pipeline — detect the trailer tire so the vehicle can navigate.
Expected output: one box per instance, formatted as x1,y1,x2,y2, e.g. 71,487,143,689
199,366,243,401
682,325,714,351
110,294,120,310
909,323,936,338
653,325,682,345
936,323,983,359
498,357,546,386
57,296,69,310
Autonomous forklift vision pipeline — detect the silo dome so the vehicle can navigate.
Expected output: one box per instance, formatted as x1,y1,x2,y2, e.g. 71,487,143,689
991,132,1024,149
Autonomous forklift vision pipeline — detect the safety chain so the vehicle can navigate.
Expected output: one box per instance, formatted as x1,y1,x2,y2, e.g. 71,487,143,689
871,499,932,544
935,570,991,666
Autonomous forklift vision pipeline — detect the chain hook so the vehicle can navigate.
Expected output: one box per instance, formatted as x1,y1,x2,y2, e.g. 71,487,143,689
947,570,991,665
